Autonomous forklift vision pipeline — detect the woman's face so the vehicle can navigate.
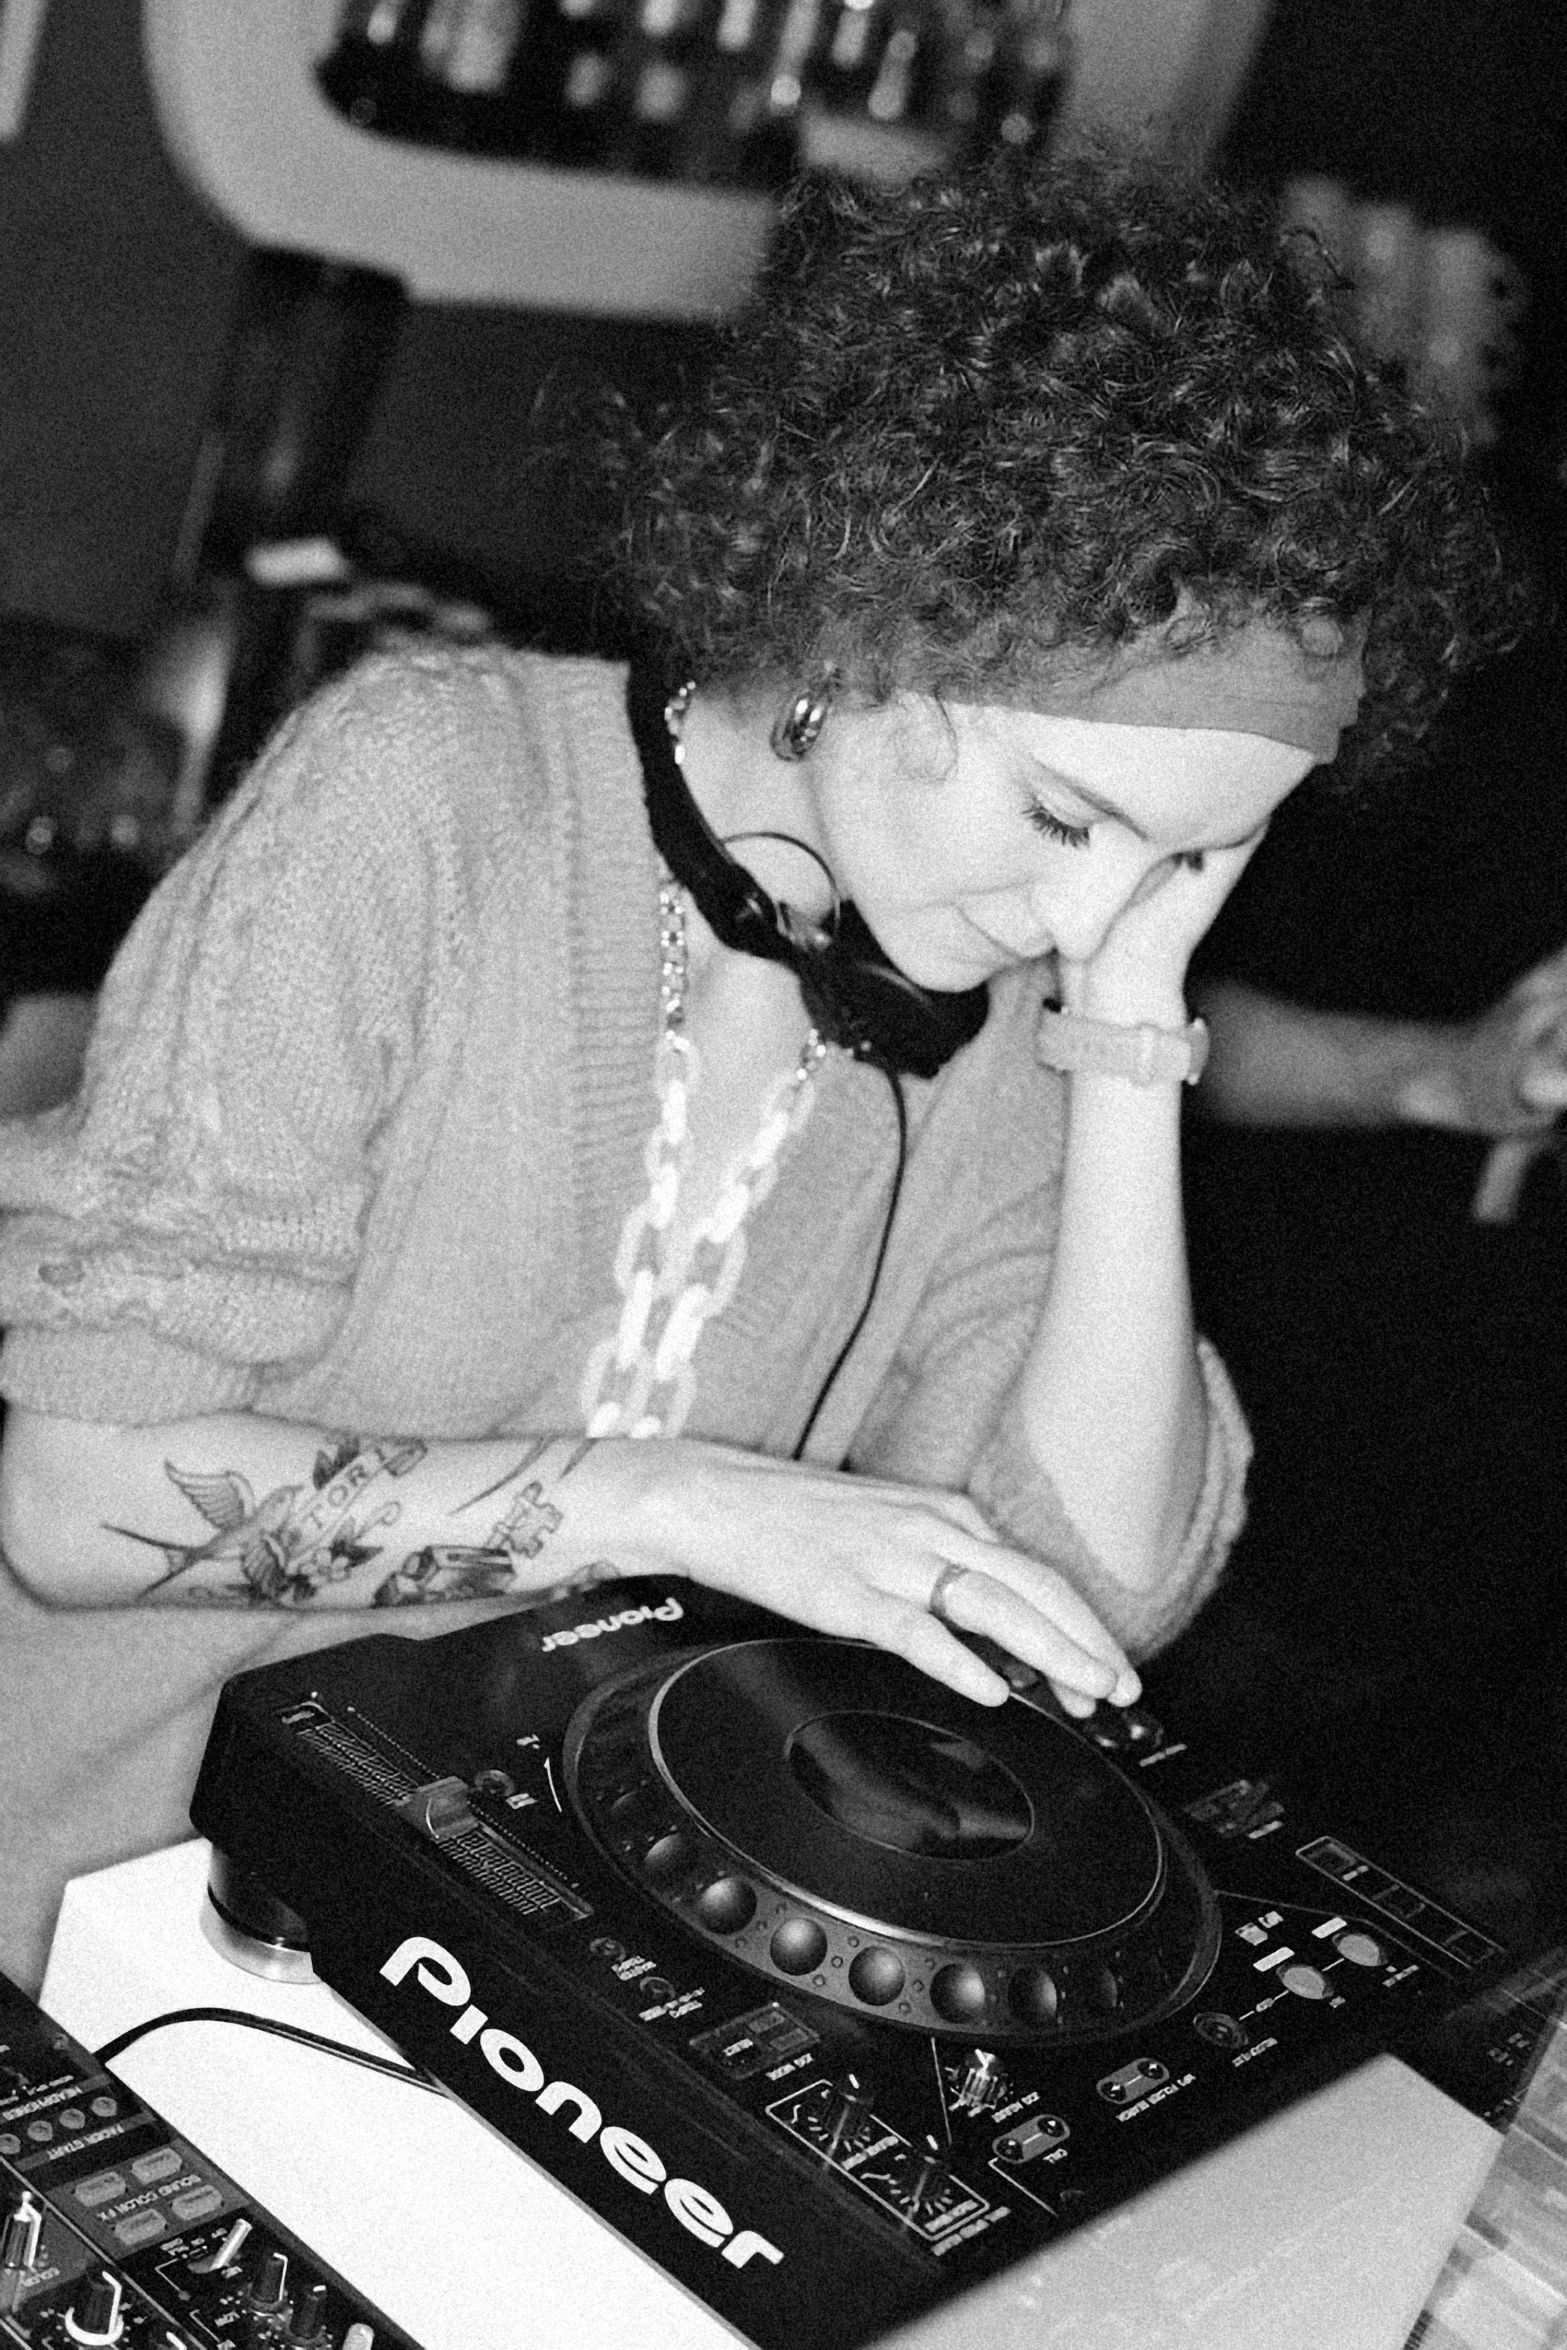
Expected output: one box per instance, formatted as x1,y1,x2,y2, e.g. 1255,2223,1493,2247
799,695,1320,988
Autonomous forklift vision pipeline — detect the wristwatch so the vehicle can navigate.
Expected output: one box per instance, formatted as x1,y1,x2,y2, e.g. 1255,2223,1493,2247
1035,1006,1211,1087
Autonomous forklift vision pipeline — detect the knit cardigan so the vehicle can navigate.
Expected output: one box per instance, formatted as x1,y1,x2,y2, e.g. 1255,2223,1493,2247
0,647,1248,1985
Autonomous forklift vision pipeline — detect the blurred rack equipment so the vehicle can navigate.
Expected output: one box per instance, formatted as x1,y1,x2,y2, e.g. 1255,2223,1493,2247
315,0,1073,187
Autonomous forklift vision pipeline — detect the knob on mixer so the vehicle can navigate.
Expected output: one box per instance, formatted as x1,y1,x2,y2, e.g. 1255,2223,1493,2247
0,2191,43,2315
64,2270,126,2346
0,2192,42,2268
191,2217,253,2275
907,2141,948,2217
954,2049,1006,2114
286,2281,331,2345
246,2247,292,2338
825,2072,876,2159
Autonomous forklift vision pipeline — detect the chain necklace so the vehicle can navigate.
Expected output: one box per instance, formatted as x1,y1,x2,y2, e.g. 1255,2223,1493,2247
577,691,828,1441
657,677,826,1074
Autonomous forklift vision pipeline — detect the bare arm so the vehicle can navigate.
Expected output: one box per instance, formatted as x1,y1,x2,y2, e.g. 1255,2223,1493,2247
1196,954,1567,1134
0,1409,612,1612
1195,980,1459,1127
1015,844,1264,1591
1016,1059,1204,1590
0,1405,1140,1713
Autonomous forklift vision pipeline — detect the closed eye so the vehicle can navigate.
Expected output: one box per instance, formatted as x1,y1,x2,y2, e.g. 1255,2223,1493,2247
1025,799,1091,849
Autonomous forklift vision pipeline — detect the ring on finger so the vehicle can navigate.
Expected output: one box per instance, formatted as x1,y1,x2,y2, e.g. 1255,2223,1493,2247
927,1561,972,1627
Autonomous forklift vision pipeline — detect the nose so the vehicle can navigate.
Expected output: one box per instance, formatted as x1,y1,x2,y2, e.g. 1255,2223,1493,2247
1033,845,1157,964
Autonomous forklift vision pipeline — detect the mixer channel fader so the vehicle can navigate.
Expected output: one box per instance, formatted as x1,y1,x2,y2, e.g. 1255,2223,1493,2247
0,1965,412,2350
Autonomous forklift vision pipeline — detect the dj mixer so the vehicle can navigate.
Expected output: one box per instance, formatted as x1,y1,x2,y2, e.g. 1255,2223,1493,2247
0,1965,414,2350
187,1580,1513,2350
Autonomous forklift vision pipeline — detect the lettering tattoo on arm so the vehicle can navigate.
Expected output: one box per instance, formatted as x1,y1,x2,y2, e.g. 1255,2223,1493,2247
108,1436,428,1606
105,1433,601,1609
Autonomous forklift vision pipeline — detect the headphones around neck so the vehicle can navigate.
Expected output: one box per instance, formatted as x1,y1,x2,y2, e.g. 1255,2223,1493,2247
626,667,990,1080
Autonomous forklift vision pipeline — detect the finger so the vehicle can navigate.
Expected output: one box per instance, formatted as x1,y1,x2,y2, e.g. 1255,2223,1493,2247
939,1540,1135,1677
927,1565,1128,1699
831,1496,1129,1675
809,1569,1106,1710
1049,1681,1098,1719
865,1598,1013,1706
978,1571,1142,1704
1517,1065,1567,1112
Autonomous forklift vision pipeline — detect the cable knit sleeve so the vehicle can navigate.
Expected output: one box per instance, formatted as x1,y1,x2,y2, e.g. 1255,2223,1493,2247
0,650,509,1422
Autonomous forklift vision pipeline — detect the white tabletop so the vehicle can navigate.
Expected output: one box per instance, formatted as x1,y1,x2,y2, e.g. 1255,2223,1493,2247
42,1839,1502,2350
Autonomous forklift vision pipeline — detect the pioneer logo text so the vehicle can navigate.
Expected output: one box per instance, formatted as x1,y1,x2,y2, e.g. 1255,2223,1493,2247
379,1934,783,2271
539,1596,686,1653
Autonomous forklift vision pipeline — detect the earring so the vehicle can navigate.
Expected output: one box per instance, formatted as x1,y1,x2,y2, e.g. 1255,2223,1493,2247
770,681,832,760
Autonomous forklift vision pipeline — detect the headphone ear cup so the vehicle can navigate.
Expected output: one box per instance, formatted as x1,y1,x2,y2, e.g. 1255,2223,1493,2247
628,666,990,1077
808,905,989,1078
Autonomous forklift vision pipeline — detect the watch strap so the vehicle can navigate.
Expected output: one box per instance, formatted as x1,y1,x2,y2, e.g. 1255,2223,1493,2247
1035,1006,1210,1086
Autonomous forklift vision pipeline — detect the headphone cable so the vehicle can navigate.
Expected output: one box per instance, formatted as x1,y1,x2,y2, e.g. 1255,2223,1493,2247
793,1060,907,1460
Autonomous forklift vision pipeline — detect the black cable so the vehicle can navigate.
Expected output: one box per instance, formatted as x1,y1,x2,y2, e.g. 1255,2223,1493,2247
94,2005,442,2094
793,1061,908,1460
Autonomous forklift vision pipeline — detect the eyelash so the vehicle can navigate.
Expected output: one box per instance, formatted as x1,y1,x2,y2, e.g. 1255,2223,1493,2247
1026,801,1091,848
1024,800,1208,871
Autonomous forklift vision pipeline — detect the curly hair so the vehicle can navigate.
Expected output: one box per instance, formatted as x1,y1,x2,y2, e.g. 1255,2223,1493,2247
610,147,1523,780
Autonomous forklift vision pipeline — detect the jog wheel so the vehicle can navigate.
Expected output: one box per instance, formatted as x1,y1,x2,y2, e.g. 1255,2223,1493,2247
564,1637,1220,2043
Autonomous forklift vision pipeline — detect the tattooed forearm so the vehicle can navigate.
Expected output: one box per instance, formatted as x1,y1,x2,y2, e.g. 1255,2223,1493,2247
454,1437,598,1525
450,1439,601,1562
110,1436,428,1606
454,1439,553,1518
105,1431,607,1610
371,1546,622,1610
372,1546,522,1606
485,1483,561,1555
372,1441,602,1607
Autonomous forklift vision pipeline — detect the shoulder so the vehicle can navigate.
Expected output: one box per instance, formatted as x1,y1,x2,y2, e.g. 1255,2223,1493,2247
242,643,624,826
189,646,632,915
289,639,624,749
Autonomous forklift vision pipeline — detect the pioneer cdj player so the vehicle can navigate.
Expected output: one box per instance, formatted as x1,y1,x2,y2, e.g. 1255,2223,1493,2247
190,1581,1510,2350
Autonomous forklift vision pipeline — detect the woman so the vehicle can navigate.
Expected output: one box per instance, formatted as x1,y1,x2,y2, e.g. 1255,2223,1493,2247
0,150,1509,1984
